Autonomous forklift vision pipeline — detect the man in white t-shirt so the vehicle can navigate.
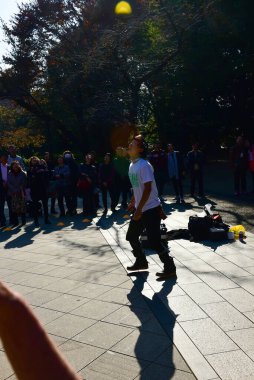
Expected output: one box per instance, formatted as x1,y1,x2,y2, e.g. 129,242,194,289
126,135,176,279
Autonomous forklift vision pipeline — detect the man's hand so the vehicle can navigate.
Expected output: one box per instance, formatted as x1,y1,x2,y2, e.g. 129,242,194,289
133,208,142,221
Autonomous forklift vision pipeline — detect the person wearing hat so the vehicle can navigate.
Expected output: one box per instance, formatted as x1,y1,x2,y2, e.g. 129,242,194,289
0,152,13,227
126,135,176,279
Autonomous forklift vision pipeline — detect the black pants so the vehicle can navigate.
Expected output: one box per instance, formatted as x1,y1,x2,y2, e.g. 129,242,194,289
171,177,183,199
190,171,204,196
67,183,77,212
12,212,26,225
0,190,13,226
154,171,167,197
126,206,173,267
82,189,94,213
115,177,131,207
234,168,247,193
101,186,117,210
57,194,68,215
50,197,56,211
32,197,49,222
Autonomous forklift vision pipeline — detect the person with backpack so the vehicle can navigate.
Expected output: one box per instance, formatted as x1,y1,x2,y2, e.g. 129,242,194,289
126,135,176,279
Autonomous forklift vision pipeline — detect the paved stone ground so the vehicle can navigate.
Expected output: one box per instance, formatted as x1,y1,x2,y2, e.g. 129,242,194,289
0,173,254,379
0,215,194,380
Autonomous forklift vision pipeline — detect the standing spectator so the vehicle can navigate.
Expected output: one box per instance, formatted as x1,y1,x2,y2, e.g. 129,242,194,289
167,144,185,203
147,141,167,198
230,136,249,196
44,152,57,214
7,161,27,227
99,153,117,214
54,156,70,217
7,145,26,171
90,150,100,209
114,147,131,209
126,135,176,279
79,154,97,214
27,157,50,227
187,142,205,197
249,141,254,193
0,152,13,227
63,151,79,215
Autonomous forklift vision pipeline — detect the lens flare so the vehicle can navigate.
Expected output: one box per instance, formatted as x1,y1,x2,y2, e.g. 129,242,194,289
115,1,132,15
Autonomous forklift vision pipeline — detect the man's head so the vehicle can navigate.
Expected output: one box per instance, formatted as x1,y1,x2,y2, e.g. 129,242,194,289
116,147,123,158
128,135,148,160
44,152,50,162
192,142,199,151
167,144,174,153
8,145,16,157
0,152,8,165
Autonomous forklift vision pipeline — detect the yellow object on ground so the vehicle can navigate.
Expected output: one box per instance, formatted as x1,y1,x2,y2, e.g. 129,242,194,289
115,1,132,15
57,222,65,227
82,219,91,223
229,225,246,238
3,227,12,231
123,214,130,219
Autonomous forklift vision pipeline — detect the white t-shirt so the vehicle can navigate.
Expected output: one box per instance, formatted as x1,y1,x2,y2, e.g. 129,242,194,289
129,158,160,212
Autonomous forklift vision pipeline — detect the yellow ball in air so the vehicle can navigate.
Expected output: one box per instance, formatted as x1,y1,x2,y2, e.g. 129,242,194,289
115,1,132,15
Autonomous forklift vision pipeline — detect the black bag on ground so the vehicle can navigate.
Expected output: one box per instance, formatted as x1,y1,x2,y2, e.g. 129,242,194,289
188,216,213,241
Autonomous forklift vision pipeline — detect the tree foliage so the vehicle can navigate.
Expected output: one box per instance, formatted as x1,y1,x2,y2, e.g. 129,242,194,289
0,0,253,153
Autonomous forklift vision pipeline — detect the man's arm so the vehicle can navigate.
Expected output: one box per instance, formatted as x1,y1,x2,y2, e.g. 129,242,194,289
0,282,81,380
133,182,152,221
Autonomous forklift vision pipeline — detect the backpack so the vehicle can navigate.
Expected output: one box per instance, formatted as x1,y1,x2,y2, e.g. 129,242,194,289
188,216,213,241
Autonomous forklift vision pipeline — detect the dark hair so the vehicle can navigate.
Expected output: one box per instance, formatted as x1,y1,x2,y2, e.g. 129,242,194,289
134,135,148,158
10,161,21,173
105,153,111,160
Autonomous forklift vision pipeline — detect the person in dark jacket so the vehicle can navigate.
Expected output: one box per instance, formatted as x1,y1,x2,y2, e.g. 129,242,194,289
0,152,13,227
44,152,57,214
167,144,185,203
99,153,117,214
187,143,205,197
54,155,70,217
147,141,167,198
79,154,97,214
27,156,51,227
7,161,27,226
63,151,79,215
113,147,131,209
230,136,249,195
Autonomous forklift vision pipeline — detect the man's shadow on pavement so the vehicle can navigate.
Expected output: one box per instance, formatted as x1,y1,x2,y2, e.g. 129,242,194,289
4,224,42,249
127,273,178,379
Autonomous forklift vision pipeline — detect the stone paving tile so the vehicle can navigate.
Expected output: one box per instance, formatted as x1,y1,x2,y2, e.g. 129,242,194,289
180,283,224,305
218,288,254,312
79,351,149,380
74,321,134,349
180,318,238,355
136,363,196,380
96,286,140,305
165,295,208,322
246,267,254,275
89,273,128,287
211,261,252,279
201,302,254,331
196,271,239,291
192,251,228,264
68,282,112,299
25,288,61,307
233,275,254,296
42,293,90,312
225,254,254,268
46,266,82,278
206,350,254,380
228,328,254,351
170,267,202,285
42,278,82,293
45,313,96,339
102,304,152,328
59,340,105,372
111,329,171,362
22,263,57,275
71,299,122,320
6,283,34,295
32,307,64,325
244,311,254,323
155,346,192,372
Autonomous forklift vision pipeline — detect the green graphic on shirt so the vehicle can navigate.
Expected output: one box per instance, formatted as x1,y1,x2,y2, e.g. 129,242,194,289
129,173,139,188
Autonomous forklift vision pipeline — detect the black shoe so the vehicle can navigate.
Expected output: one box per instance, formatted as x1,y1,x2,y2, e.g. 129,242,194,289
103,209,108,215
127,259,148,271
156,266,177,279
34,220,39,227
